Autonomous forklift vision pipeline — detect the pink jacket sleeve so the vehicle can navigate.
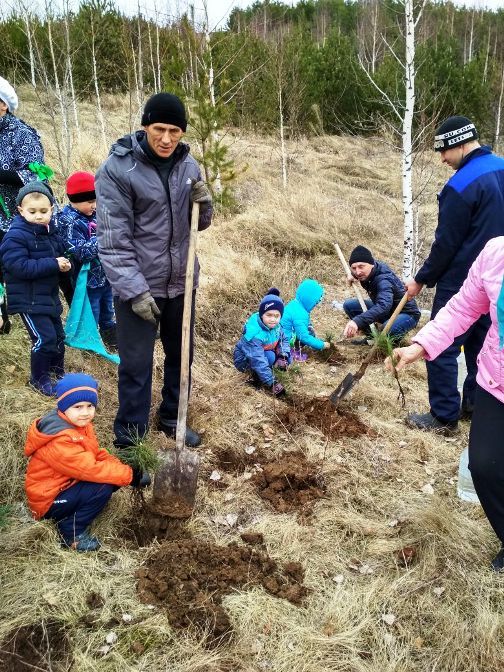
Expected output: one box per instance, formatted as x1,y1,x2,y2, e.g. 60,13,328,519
413,248,490,361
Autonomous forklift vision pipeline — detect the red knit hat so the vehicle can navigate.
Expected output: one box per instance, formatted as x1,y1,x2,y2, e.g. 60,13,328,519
66,171,96,203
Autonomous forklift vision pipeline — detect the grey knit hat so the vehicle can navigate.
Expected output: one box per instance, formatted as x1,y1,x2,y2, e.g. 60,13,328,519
16,182,55,206
0,76,18,113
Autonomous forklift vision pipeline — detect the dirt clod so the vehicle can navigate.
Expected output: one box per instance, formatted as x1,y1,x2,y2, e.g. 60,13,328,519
279,395,373,440
136,539,307,645
240,532,265,545
0,621,72,672
253,452,326,513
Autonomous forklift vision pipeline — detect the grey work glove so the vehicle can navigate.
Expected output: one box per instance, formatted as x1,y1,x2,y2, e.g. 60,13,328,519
131,291,160,325
190,179,212,205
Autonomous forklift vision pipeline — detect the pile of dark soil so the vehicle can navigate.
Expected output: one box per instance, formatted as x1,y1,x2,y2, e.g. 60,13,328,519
136,540,307,644
278,395,373,440
214,445,267,473
253,451,326,513
0,621,72,672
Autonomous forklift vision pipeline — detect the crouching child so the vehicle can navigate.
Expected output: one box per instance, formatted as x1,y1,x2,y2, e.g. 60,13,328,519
234,288,291,396
281,278,331,361
24,373,150,552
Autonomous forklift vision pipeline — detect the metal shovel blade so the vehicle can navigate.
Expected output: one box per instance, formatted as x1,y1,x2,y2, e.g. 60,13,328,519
329,372,358,407
151,446,200,518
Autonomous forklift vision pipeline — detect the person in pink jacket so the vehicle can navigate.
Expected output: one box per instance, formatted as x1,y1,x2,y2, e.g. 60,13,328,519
387,236,504,571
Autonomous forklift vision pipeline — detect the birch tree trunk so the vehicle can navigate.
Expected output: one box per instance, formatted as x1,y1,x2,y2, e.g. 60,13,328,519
46,1,71,173
494,62,504,154
90,15,107,151
64,0,80,140
23,9,37,88
279,82,288,188
402,0,415,279
203,0,222,192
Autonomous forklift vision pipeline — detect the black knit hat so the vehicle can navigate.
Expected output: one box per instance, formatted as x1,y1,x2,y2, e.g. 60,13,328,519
434,116,478,152
141,93,187,131
16,182,55,206
349,245,374,266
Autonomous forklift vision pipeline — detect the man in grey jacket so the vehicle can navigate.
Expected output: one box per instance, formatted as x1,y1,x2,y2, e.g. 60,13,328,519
96,92,212,448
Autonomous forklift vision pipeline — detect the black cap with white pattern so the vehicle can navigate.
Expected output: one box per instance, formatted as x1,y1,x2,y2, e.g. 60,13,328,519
434,116,478,151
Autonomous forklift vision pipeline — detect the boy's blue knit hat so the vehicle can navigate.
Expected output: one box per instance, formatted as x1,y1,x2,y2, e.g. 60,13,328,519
259,287,284,318
56,373,98,413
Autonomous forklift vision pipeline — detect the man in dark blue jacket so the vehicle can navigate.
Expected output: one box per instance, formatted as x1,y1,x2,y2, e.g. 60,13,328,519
343,245,420,343
405,116,504,433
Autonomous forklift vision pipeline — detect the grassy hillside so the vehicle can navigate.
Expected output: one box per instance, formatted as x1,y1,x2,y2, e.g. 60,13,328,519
1,95,502,672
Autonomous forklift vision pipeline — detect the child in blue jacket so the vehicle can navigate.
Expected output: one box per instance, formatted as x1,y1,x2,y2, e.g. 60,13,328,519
281,279,330,361
0,182,72,395
58,171,117,348
234,288,291,396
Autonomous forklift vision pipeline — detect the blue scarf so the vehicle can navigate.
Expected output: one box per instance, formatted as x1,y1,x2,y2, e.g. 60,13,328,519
498,276,504,349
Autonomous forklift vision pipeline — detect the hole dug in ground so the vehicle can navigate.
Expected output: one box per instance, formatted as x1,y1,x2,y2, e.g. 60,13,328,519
0,621,72,672
136,539,308,646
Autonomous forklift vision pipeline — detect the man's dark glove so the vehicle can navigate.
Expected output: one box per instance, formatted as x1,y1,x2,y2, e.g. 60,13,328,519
131,468,151,489
190,179,212,204
272,382,286,397
131,291,160,325
0,169,23,187
275,356,289,371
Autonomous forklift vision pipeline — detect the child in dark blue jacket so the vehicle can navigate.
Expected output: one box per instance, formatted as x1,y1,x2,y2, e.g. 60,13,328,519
234,288,291,396
0,182,71,395
57,171,117,348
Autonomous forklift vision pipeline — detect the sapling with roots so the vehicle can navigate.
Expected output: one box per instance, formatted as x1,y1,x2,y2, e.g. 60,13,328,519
113,432,160,474
371,331,406,408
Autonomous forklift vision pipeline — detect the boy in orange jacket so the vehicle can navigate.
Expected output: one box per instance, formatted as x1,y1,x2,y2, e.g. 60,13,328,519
24,372,149,551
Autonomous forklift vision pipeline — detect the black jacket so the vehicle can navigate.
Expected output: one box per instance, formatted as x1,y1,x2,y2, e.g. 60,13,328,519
355,261,420,330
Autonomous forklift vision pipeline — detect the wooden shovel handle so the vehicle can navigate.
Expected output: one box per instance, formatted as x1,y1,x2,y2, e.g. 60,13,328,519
355,292,410,377
176,201,200,454
334,243,378,337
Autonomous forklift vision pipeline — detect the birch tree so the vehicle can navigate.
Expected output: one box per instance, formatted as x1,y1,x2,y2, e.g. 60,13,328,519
359,0,427,279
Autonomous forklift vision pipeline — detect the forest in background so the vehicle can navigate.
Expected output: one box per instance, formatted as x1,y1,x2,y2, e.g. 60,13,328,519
1,0,504,148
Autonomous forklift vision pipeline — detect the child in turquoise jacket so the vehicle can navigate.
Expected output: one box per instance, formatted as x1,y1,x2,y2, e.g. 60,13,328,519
234,288,291,396
282,279,330,360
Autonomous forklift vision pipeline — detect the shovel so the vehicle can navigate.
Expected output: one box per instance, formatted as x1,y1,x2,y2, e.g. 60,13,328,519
151,202,201,518
330,292,410,407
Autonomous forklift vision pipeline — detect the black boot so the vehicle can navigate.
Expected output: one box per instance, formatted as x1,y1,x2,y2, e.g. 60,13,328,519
405,412,458,435
49,350,65,380
157,419,202,447
460,399,474,421
100,325,118,349
491,548,504,572
29,351,55,396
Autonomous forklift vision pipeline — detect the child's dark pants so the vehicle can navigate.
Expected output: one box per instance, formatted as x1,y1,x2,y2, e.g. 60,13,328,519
20,313,65,388
44,481,117,544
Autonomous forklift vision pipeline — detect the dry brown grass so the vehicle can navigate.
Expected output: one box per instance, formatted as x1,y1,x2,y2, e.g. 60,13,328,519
0,92,502,671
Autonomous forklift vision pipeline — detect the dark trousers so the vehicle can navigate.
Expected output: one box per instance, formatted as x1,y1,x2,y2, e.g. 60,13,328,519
343,298,419,339
88,285,115,330
468,386,504,545
20,313,65,385
44,481,116,543
426,290,490,423
113,292,195,447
